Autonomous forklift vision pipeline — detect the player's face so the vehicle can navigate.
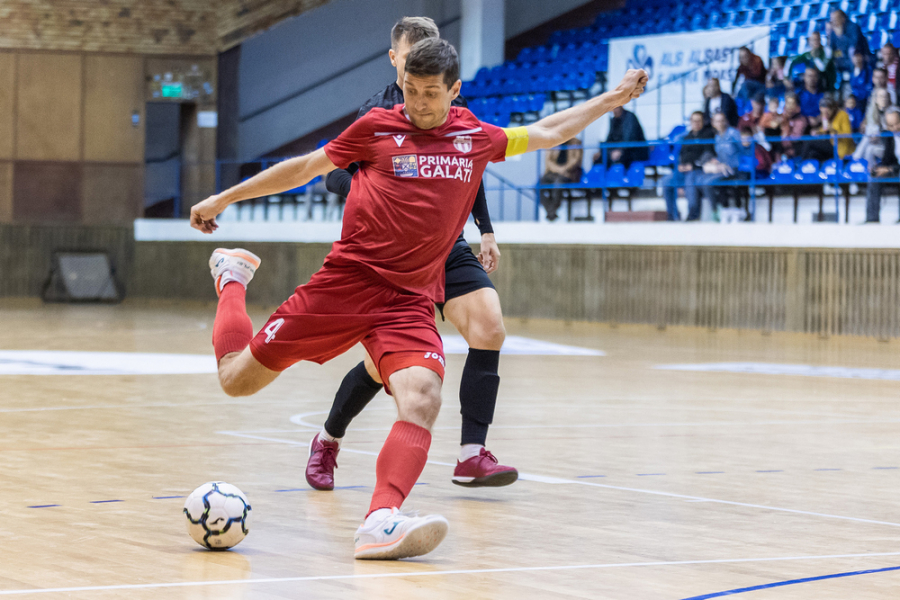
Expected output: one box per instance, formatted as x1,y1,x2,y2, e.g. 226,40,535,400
403,72,461,130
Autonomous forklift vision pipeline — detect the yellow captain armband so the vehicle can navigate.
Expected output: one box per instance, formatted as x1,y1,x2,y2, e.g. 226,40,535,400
503,126,529,157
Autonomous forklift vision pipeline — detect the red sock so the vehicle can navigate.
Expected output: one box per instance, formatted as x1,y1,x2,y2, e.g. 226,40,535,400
368,421,432,516
212,282,253,361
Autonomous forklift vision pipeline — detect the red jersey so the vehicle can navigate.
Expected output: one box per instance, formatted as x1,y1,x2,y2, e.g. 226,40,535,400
323,105,525,303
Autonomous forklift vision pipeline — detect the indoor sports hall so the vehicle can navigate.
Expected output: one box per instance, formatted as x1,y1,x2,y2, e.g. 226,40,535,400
2,0,900,598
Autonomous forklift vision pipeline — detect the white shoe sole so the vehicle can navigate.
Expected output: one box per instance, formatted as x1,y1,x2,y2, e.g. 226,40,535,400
355,516,449,560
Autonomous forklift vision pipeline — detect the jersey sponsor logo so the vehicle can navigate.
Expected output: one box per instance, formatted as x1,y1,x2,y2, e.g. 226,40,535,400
424,351,445,367
264,318,285,343
393,134,406,147
418,155,474,182
452,135,472,153
392,155,419,177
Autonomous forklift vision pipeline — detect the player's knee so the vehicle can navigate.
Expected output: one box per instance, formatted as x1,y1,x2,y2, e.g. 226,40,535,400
470,314,506,350
403,390,442,427
394,370,443,428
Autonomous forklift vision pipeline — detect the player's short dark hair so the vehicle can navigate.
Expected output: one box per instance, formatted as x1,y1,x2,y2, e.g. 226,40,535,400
405,38,460,88
391,17,439,49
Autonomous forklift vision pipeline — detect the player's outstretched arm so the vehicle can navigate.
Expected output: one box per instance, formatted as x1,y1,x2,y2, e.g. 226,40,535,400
190,149,337,233
523,69,648,153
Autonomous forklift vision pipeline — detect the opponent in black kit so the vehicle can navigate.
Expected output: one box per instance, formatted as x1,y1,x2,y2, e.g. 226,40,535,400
304,16,517,491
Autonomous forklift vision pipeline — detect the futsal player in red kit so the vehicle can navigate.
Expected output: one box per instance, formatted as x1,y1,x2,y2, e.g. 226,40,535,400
190,38,647,560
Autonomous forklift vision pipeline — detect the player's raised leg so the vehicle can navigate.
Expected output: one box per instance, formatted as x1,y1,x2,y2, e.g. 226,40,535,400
442,287,518,487
209,248,281,396
354,365,449,560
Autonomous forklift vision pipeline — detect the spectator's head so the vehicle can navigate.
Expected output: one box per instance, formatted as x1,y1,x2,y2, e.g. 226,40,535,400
389,17,440,82
875,87,892,111
873,67,888,88
689,111,705,132
704,78,722,99
613,106,625,117
772,56,787,69
402,38,462,130
885,107,900,133
768,96,781,114
881,43,898,66
751,93,766,115
852,51,867,69
819,95,837,120
739,47,754,66
845,94,858,110
830,9,847,33
784,93,800,117
739,126,755,147
808,31,822,52
712,112,729,133
804,67,820,92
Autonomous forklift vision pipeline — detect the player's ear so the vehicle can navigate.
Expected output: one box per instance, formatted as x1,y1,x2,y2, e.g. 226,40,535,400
389,48,397,66
449,79,461,100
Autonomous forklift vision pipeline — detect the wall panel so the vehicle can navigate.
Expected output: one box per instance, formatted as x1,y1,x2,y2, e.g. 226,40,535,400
0,163,12,223
0,53,15,160
82,164,143,225
84,55,145,163
16,53,83,161
13,162,82,223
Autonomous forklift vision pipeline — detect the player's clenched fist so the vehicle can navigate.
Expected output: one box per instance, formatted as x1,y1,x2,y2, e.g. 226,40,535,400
190,195,225,234
613,69,649,104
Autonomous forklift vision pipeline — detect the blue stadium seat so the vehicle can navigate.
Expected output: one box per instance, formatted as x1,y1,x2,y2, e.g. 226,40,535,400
818,159,842,182
795,159,822,183
605,164,628,187
582,164,605,187
841,158,869,181
770,159,796,182
738,154,758,174
626,162,646,186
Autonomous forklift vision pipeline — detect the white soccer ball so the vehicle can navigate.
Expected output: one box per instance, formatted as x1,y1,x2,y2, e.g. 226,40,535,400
183,481,251,550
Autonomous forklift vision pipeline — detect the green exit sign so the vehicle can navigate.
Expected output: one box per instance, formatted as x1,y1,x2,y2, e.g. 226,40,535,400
161,83,183,98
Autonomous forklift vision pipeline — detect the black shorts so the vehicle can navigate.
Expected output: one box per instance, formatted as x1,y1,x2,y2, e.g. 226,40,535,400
436,237,495,317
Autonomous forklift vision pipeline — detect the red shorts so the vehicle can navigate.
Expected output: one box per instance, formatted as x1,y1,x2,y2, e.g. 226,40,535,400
249,264,445,394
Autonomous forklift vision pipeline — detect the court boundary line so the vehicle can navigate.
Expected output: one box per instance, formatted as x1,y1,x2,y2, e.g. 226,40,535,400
2,552,899,595
218,430,900,528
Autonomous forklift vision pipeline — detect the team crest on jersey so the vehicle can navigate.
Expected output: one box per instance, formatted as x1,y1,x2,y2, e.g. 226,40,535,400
392,154,419,177
452,135,473,153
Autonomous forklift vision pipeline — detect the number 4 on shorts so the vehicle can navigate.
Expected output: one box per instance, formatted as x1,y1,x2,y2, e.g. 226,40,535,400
264,318,285,343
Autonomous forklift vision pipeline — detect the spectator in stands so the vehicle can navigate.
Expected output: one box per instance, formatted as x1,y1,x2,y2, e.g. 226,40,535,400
662,111,714,221
788,32,837,93
880,43,899,93
844,94,864,132
703,78,739,127
738,93,766,132
828,9,868,74
798,67,824,126
539,138,583,222
595,106,649,169
850,51,874,110
854,87,893,170
780,93,810,159
864,107,900,223
802,96,855,161
766,56,788,98
740,126,772,176
759,96,784,158
700,112,747,213
872,67,891,102
733,47,767,101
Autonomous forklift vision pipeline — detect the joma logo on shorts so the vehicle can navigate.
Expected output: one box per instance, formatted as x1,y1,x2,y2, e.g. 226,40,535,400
424,352,445,367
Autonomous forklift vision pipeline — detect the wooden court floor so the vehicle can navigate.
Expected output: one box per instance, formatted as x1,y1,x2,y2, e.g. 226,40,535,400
0,298,899,599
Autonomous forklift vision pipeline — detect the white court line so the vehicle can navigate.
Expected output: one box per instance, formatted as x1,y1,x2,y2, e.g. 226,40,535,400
218,431,900,526
3,552,900,595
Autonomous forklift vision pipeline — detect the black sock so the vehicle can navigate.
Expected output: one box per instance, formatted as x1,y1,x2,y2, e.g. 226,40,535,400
459,348,501,446
323,361,383,439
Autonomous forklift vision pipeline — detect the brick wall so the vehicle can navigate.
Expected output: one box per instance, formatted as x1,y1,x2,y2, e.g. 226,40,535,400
0,1,336,56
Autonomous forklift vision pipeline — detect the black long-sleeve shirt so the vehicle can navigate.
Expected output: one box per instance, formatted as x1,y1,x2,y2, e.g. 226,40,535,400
325,81,494,236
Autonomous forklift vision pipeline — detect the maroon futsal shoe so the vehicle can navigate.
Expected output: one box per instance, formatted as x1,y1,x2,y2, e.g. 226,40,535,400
305,434,340,491
451,448,518,487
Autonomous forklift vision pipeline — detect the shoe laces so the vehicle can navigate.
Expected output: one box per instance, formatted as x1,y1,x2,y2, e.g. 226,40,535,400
318,442,339,471
480,448,499,464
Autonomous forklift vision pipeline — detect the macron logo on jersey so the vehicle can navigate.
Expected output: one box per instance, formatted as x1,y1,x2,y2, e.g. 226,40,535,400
393,134,406,147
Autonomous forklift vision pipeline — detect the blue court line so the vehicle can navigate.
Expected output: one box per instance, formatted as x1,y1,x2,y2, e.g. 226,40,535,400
756,470,783,473
90,499,122,504
696,471,724,474
274,488,312,492
637,473,666,476
152,495,185,499
576,475,607,478
873,466,898,470
414,482,429,486
680,564,900,599
815,468,842,471
27,504,58,508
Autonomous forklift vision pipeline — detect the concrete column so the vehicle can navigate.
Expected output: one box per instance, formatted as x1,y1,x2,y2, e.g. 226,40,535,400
460,0,505,81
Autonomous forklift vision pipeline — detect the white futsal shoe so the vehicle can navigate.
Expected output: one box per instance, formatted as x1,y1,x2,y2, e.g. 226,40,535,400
209,248,261,296
354,508,449,560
